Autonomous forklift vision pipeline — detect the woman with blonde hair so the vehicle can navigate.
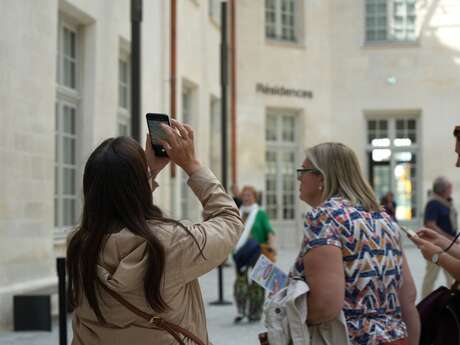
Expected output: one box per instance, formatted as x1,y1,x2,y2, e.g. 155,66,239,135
291,142,420,345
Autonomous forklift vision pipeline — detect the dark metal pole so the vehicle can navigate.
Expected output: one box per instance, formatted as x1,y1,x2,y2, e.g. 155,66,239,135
57,258,67,345
229,0,237,186
170,0,177,178
210,1,232,306
131,0,142,142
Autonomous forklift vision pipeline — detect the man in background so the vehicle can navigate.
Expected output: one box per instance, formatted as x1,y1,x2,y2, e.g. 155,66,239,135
421,176,458,297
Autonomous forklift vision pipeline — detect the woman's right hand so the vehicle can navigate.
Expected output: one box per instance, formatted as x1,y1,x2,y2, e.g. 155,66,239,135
416,227,451,249
159,119,202,176
410,235,444,262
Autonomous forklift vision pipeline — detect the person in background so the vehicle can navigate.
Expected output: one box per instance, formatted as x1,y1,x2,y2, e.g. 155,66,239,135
233,185,275,323
420,176,457,298
411,126,460,282
292,142,420,345
381,191,397,221
67,120,243,345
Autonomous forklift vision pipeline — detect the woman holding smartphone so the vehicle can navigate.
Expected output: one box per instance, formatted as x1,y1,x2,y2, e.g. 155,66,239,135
67,119,243,345
410,126,460,281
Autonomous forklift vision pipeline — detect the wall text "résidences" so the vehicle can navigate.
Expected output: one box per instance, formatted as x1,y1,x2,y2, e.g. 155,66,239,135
255,83,313,99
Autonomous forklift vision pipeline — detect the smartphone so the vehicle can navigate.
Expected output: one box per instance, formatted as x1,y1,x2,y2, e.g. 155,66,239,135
400,225,419,239
146,113,171,157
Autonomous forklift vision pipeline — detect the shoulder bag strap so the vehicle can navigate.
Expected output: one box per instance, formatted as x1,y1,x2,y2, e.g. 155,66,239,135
99,282,206,345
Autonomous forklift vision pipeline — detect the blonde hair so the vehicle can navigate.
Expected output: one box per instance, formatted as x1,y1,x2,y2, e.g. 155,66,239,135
305,142,381,212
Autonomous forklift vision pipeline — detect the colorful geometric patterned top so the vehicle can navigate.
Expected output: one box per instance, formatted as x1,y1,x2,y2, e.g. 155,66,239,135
290,197,407,345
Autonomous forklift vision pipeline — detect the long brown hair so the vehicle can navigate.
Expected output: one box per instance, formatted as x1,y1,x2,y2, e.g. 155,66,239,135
67,137,203,322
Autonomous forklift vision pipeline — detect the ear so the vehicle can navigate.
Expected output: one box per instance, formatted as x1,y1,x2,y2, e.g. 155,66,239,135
316,174,325,191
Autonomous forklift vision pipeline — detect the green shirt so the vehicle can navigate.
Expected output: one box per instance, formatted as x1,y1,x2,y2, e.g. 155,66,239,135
250,209,275,244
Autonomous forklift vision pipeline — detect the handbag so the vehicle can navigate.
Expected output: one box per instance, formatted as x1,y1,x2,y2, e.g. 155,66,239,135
417,281,460,345
100,283,205,345
233,238,261,271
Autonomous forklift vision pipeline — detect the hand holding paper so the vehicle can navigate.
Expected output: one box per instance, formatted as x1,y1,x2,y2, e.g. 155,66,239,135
249,255,288,294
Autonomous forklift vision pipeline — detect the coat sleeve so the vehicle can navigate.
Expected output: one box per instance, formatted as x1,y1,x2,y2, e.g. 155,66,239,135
178,167,244,283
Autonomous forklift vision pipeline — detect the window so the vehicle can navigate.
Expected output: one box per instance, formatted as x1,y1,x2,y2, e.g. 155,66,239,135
118,122,129,137
265,112,298,221
367,117,419,222
180,87,194,219
57,26,77,88
56,20,78,90
209,97,222,179
209,0,221,26
55,18,80,239
366,0,416,42
119,59,129,110
265,0,297,42
55,103,78,228
118,54,131,136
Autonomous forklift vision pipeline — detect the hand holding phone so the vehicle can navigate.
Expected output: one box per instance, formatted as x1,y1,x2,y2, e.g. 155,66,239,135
400,225,419,239
156,118,202,176
146,113,171,157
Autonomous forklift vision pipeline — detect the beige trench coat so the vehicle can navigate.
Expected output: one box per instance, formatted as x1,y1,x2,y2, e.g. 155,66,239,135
71,167,244,345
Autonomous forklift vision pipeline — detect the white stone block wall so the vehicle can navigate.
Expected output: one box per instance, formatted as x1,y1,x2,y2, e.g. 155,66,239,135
0,0,58,329
0,0,221,328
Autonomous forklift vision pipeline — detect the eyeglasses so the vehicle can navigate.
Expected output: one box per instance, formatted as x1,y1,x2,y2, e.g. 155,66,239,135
296,168,321,179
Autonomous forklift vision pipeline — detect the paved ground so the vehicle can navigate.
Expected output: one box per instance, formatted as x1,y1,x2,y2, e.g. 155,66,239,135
0,246,450,345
